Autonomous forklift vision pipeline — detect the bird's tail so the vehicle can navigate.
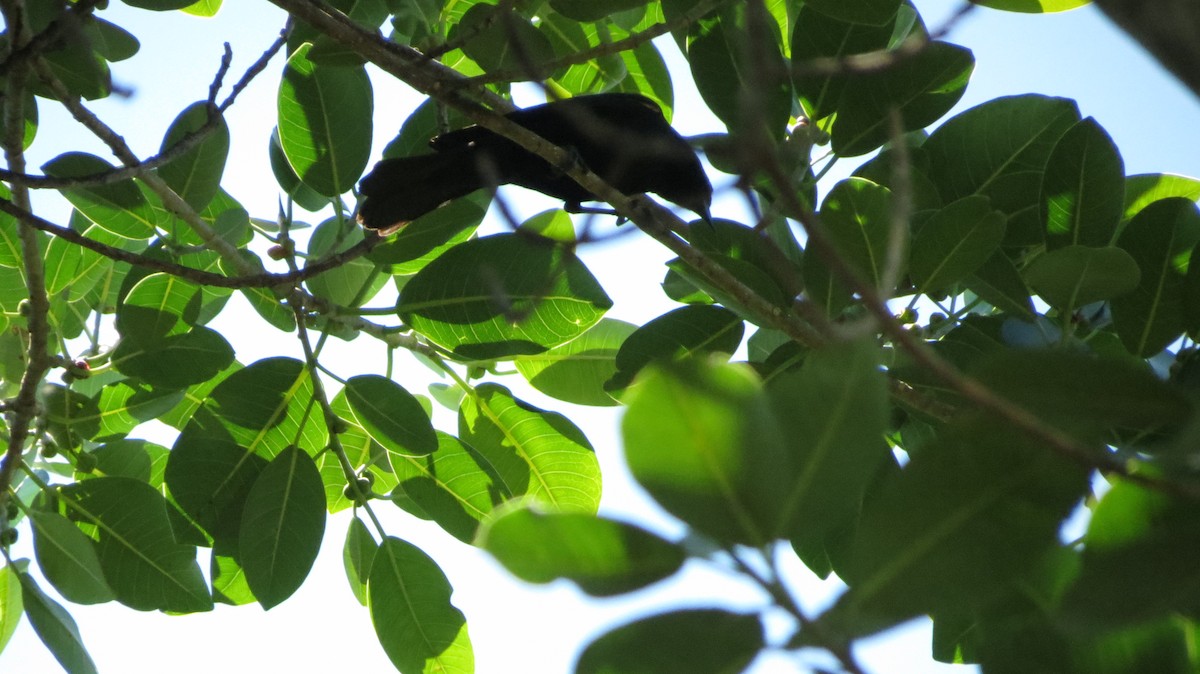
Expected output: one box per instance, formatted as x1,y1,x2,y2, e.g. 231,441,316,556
356,149,488,232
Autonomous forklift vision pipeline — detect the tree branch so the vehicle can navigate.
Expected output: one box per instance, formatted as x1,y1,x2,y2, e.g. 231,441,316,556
0,0,51,514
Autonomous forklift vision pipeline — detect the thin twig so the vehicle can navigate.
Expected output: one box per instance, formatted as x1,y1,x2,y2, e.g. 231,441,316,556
0,28,288,190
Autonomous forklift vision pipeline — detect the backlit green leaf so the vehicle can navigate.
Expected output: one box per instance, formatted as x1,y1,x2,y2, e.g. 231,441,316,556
43,153,158,239
515,318,637,406
398,234,612,359
157,101,229,211
623,359,792,546
369,536,473,674
29,511,114,605
344,375,437,457
240,446,326,610
480,508,684,596
61,477,212,613
576,609,763,674
18,572,98,674
459,383,601,513
278,44,372,196
390,432,503,543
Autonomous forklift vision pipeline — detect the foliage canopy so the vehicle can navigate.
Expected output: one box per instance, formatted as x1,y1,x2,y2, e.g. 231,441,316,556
1,0,1199,673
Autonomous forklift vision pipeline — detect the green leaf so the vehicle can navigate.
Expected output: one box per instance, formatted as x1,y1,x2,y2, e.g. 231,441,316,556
911,195,1007,295
480,508,684,596
157,101,229,211
827,417,1089,635
166,431,267,543
803,0,900,25
343,517,377,606
240,446,326,610
514,318,637,406
369,536,473,674
113,327,236,390
973,349,1192,439
1024,245,1140,311
687,5,792,133
803,177,894,314
115,269,205,339
120,0,200,9
38,31,110,100
96,382,185,440
321,390,398,513
622,359,792,546
1042,118,1125,249
452,3,555,73
181,0,223,17
0,185,24,268
62,477,212,612
542,15,628,95
211,541,254,606
550,0,651,21
268,126,329,212
344,375,437,457
973,0,1091,11
29,511,114,605
923,95,1081,242
89,439,169,485
791,5,897,119
397,234,612,359
1124,173,1200,222
366,191,486,275
613,38,673,110
1060,482,1200,632
18,572,98,674
0,563,23,654
277,44,372,197
576,609,763,674
766,340,890,554
43,153,158,239
305,217,386,306
390,432,503,544
833,42,974,157
1112,198,1200,356
459,383,602,512
43,385,102,448
607,305,744,393
205,357,328,459
964,250,1036,319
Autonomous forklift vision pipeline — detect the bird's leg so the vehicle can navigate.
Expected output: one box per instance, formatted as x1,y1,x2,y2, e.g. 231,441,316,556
563,201,630,225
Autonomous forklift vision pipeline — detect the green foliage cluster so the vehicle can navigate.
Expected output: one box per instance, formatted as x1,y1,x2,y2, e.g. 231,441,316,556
1,0,1199,673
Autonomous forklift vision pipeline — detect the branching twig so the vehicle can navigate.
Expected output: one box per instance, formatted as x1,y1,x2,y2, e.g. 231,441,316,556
32,57,257,276
0,0,103,79
0,0,50,511
0,29,288,191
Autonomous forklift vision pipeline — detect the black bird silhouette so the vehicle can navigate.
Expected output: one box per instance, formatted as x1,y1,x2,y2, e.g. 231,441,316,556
355,93,712,233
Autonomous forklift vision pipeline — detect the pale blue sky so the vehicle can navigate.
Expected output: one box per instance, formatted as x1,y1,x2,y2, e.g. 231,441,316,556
3,3,1199,674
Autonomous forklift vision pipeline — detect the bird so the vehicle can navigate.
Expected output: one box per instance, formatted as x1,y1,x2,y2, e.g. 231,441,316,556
355,93,713,233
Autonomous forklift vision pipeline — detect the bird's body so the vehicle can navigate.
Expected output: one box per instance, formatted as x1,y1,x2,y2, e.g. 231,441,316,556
356,94,712,232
